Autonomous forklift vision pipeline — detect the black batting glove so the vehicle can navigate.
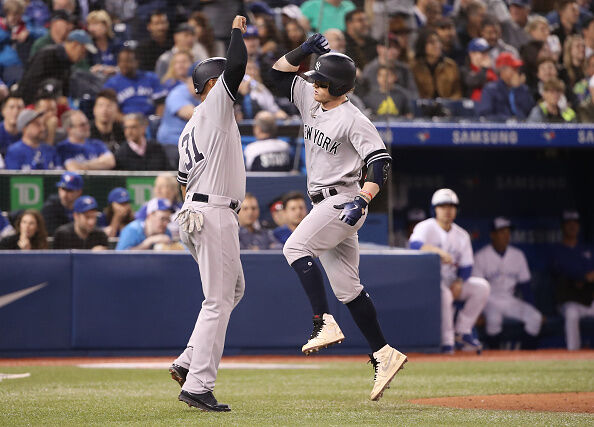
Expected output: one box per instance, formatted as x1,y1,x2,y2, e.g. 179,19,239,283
334,196,368,226
300,33,331,56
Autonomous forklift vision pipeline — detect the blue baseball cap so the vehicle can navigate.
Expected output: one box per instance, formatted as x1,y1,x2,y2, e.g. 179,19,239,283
146,198,173,215
108,187,130,204
73,195,98,213
67,29,98,54
243,25,259,38
56,172,83,191
468,38,490,53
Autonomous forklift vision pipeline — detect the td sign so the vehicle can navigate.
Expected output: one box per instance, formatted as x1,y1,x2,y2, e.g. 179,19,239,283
11,177,44,210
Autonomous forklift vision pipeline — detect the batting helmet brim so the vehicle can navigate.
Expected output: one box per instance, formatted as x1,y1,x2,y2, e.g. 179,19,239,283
303,69,332,83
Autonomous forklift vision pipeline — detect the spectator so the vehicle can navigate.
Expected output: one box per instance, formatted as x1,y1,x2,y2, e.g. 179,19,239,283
0,0,37,82
461,37,497,101
89,89,125,153
577,74,594,121
136,10,172,71
456,0,487,48
552,0,580,49
273,192,307,245
263,197,286,230
156,63,200,168
300,0,356,33
29,10,73,58
414,0,443,29
155,23,208,80
435,16,466,67
116,197,173,250
476,52,535,121
103,48,167,116
361,34,418,100
0,94,24,156
573,53,594,103
86,10,121,77
135,173,182,223
34,88,66,145
521,40,555,92
527,78,577,123
56,109,116,170
474,217,543,350
24,0,50,29
324,28,346,53
363,66,411,119
390,15,414,64
99,187,134,238
255,14,282,57
238,61,288,120
409,189,490,354
561,35,586,90
17,29,96,104
41,171,82,235
550,210,594,350
188,11,225,58
501,0,531,47
5,109,59,169
531,57,562,101
481,15,519,64
243,25,263,65
244,111,292,172
238,193,280,250
282,20,309,71
0,209,48,249
526,16,562,61
583,16,594,58
114,113,168,171
344,9,377,71
160,50,193,92
411,29,462,100
53,195,108,250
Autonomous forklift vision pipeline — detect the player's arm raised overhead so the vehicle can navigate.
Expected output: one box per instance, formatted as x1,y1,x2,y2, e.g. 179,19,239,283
222,15,248,100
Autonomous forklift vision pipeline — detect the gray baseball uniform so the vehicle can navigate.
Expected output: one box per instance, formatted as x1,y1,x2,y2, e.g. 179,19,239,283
283,75,390,303
173,75,246,395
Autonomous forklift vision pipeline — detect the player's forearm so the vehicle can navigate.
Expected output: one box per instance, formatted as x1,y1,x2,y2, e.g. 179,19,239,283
273,56,299,73
420,243,444,254
180,185,186,200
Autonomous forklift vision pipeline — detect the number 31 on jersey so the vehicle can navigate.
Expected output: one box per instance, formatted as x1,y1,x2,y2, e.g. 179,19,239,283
181,127,204,169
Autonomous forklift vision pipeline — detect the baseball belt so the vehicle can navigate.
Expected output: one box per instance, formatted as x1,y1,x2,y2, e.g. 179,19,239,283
309,187,338,204
191,193,240,212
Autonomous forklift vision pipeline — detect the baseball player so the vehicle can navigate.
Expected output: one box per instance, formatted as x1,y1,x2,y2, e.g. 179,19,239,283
167,16,248,412
409,189,490,354
473,217,542,349
270,34,406,401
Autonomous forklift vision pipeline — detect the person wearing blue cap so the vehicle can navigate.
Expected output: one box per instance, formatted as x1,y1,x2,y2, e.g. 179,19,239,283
53,195,108,250
460,37,497,101
502,0,531,47
41,171,83,235
116,197,173,250
156,58,201,168
98,187,134,238
17,29,96,104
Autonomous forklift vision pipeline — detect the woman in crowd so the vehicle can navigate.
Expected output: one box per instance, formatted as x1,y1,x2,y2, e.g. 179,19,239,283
0,210,48,250
560,35,586,91
256,14,282,56
188,11,225,57
411,29,462,100
280,19,308,71
161,50,193,93
87,10,121,77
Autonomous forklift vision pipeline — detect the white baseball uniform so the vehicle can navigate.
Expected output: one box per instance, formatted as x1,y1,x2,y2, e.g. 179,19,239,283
473,244,542,336
409,218,490,346
282,75,391,304
173,75,246,395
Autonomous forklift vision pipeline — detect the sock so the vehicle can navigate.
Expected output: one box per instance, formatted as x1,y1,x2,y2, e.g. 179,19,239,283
291,256,329,316
346,290,387,353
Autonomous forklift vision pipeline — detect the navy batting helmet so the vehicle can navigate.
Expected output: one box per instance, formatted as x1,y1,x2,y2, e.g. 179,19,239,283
304,52,356,97
192,57,226,94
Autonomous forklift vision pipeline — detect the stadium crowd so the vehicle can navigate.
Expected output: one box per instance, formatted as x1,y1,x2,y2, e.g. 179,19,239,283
0,0,592,351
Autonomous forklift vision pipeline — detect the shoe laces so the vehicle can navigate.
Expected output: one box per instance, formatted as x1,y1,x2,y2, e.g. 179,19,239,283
310,316,324,339
368,354,379,381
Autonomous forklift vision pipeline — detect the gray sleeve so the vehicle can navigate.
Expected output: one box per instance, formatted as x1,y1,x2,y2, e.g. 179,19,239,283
291,75,314,116
348,114,389,161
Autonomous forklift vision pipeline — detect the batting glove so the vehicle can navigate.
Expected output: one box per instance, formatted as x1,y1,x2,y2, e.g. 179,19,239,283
334,196,368,226
301,33,331,56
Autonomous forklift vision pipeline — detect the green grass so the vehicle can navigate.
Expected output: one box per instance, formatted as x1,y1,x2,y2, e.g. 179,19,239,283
1,359,593,426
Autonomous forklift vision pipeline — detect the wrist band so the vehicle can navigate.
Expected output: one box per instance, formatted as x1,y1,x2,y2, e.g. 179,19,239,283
359,190,373,203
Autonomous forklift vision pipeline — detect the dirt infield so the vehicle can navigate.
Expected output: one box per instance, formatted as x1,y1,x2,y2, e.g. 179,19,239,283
0,349,592,366
410,392,594,413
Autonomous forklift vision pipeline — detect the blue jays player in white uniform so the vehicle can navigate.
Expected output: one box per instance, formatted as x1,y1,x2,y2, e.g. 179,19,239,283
271,34,406,401
473,217,542,349
167,16,248,413
409,189,490,354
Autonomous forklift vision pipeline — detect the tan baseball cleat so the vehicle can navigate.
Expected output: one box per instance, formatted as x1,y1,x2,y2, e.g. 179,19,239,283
301,313,345,355
369,344,407,401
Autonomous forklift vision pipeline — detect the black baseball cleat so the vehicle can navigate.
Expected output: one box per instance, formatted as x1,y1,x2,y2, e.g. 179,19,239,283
178,390,231,412
169,364,188,387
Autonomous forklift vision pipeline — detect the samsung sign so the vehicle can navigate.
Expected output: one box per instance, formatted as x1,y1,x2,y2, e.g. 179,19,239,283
452,130,519,145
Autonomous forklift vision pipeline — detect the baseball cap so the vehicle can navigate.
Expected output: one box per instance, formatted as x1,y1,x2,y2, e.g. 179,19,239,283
67,29,98,54
243,25,259,38
491,216,514,231
468,38,490,53
51,10,74,23
269,199,283,213
282,5,304,20
108,187,130,204
17,109,44,133
496,52,523,69
248,1,273,16
562,210,580,222
174,23,195,34
146,198,173,215
73,195,98,213
56,171,83,191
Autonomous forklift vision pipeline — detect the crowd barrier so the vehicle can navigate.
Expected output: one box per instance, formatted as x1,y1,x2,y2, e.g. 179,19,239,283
0,250,440,356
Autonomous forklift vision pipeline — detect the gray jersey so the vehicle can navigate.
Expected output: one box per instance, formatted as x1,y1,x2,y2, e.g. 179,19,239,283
291,75,388,193
177,76,246,202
